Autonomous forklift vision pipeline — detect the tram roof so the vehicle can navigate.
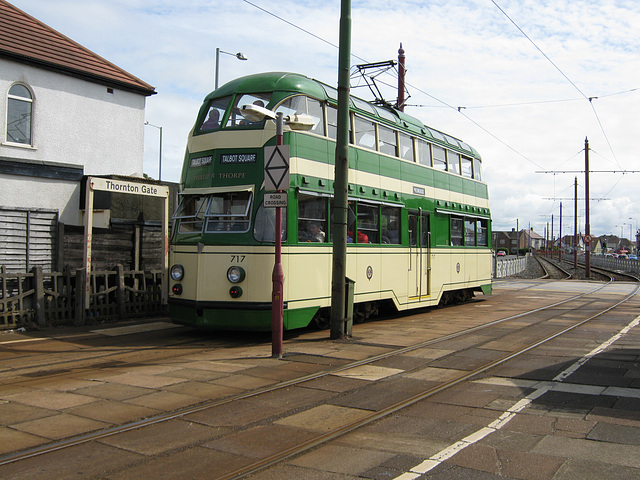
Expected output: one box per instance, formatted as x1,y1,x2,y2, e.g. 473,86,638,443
206,72,480,159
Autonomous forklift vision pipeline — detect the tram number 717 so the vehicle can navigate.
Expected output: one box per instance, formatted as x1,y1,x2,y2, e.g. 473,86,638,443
230,255,246,263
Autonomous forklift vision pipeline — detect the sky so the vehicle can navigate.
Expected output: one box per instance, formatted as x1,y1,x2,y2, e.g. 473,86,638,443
10,0,640,241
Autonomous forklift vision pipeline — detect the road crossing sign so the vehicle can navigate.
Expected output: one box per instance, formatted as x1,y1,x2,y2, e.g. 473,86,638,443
264,145,290,191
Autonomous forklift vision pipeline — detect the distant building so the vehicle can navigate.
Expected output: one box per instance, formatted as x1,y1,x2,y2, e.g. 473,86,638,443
520,228,544,251
0,0,156,271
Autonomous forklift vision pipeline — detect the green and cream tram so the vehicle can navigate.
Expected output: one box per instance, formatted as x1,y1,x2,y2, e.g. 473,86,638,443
168,72,492,330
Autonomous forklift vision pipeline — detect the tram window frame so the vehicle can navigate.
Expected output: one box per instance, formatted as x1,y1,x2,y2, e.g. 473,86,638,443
353,115,376,149
448,151,461,175
298,194,328,243
345,201,369,244
199,96,232,133
357,203,380,244
461,156,473,178
254,203,287,242
451,216,464,246
378,124,398,157
398,132,414,161
465,218,476,246
432,145,447,171
381,206,401,244
473,158,483,181
225,93,272,128
326,103,338,140
174,195,208,234
274,95,324,135
203,191,253,233
416,139,432,167
477,219,488,246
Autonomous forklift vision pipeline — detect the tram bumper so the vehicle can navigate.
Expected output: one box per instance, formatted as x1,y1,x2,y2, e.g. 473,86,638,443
169,298,278,331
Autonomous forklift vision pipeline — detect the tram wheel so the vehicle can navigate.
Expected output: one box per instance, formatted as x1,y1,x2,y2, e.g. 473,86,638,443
312,310,330,329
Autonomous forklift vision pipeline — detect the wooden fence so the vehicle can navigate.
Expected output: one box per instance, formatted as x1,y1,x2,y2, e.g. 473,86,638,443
0,265,165,330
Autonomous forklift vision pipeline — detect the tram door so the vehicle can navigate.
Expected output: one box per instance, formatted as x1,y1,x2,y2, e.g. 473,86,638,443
408,211,430,300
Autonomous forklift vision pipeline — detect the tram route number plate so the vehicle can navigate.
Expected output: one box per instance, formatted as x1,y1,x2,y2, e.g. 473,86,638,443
264,192,288,208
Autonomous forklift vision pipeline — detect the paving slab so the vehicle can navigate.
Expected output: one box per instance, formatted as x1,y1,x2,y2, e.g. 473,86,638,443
203,424,318,459
10,412,109,440
98,418,219,455
64,398,160,424
0,426,47,455
107,445,253,480
275,404,370,432
0,441,144,480
288,444,396,476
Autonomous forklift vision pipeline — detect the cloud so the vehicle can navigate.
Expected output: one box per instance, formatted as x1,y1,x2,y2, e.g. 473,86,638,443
10,0,640,241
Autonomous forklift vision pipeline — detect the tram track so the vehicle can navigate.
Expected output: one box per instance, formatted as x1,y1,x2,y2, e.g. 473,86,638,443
1,278,638,478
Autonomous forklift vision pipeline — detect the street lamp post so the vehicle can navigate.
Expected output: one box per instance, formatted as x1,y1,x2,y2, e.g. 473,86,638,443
215,48,248,89
144,121,162,181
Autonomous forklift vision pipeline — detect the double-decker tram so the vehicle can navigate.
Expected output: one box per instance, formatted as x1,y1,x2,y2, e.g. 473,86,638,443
168,72,492,331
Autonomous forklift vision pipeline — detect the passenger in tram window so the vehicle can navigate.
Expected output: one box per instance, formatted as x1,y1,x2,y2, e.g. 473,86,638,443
307,221,325,242
201,108,220,130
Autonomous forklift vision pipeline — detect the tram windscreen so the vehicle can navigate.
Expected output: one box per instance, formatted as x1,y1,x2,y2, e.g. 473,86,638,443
204,191,252,232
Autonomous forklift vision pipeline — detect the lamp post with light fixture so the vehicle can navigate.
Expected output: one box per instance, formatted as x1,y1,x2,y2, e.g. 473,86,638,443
215,48,247,89
144,121,162,181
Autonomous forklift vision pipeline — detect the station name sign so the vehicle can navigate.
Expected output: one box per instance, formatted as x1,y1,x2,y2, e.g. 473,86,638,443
90,177,169,198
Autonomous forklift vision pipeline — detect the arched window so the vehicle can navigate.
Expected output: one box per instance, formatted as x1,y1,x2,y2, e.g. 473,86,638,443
7,84,33,145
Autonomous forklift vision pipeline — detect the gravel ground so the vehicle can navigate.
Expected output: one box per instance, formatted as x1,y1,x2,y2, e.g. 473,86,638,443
507,255,610,281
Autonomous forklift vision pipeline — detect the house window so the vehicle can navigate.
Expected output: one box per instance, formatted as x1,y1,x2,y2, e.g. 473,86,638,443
7,84,33,145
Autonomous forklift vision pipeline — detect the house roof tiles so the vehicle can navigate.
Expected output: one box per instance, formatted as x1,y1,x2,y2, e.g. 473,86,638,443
0,0,155,96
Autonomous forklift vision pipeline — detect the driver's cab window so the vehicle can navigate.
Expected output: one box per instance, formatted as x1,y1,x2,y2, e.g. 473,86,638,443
199,96,232,133
226,93,272,128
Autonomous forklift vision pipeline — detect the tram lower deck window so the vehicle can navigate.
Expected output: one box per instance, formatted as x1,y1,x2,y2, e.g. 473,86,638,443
451,217,463,246
298,194,327,243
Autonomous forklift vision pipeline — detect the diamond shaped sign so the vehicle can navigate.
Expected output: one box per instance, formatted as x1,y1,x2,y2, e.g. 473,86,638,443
264,145,290,191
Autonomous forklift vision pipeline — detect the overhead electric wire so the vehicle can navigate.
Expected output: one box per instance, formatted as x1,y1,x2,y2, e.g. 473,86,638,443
490,0,622,169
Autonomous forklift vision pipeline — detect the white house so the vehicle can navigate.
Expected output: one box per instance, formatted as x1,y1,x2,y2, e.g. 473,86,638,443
0,0,156,271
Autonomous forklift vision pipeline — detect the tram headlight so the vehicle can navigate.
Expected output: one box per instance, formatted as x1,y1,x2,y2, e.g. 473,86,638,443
227,266,246,283
170,264,185,281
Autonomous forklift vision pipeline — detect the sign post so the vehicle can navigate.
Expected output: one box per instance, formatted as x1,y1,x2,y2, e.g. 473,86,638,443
264,113,289,358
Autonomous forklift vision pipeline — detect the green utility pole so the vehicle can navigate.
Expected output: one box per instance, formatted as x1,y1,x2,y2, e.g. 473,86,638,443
330,0,351,339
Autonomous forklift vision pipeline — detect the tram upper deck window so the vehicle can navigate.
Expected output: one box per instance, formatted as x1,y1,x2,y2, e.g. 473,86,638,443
378,125,398,157
226,93,272,128
204,191,252,232
174,195,208,233
461,156,473,178
448,151,461,175
473,158,482,181
417,139,432,167
275,96,323,135
399,133,414,161
199,96,232,133
353,116,376,149
432,145,447,170
326,104,338,140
